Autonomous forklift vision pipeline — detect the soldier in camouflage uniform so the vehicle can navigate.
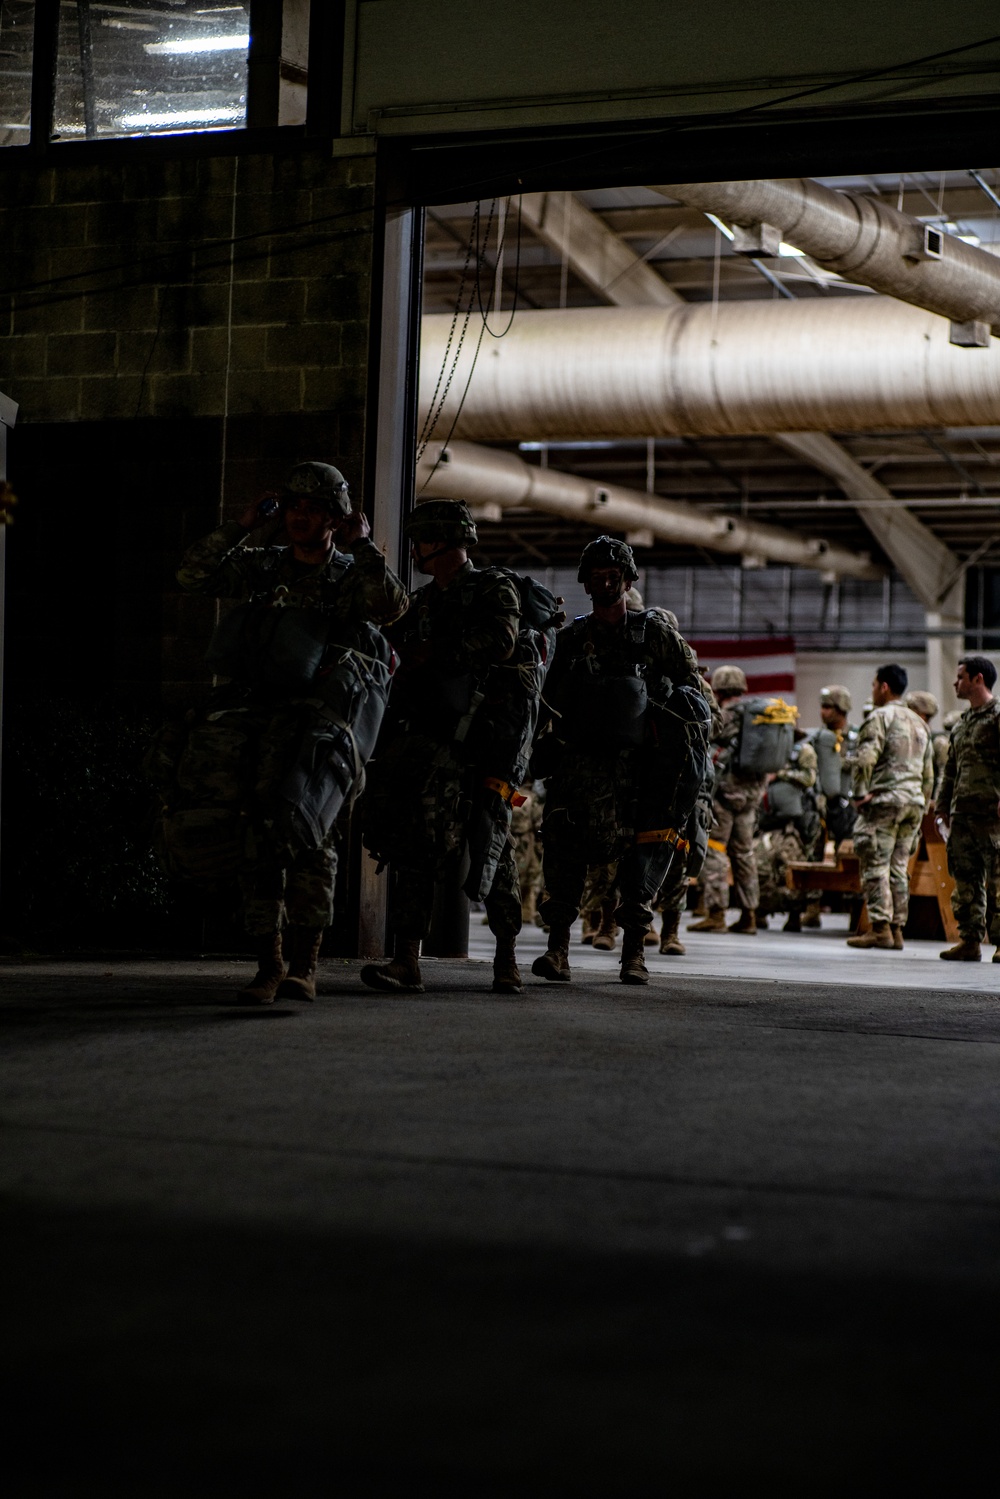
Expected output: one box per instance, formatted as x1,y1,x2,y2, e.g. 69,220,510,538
361,500,530,995
845,664,933,952
936,708,966,801
531,537,704,986
174,461,408,1002
689,665,768,936
511,780,544,924
905,690,946,803
755,734,820,932
937,655,1000,962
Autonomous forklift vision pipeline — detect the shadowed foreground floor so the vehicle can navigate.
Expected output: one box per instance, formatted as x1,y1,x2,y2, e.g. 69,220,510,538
2,947,998,1493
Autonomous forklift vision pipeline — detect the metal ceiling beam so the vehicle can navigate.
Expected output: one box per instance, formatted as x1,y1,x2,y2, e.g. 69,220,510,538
518,191,683,308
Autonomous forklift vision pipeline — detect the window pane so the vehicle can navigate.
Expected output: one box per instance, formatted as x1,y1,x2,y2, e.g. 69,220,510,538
53,1,249,141
0,1,34,148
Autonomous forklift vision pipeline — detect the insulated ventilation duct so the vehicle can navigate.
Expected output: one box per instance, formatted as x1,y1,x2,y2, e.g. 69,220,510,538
418,299,1000,442
415,441,882,581
653,178,1000,344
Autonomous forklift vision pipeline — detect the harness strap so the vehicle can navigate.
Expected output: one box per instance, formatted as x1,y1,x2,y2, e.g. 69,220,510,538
707,837,728,853
483,776,527,807
635,826,690,852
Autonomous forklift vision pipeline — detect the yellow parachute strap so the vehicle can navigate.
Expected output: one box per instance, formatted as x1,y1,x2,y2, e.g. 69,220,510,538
635,826,690,852
483,776,527,807
707,837,728,854
751,698,799,726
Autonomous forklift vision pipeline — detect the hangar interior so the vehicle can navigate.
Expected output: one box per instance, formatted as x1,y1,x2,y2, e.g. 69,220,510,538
5,5,1000,1493
419,172,1000,713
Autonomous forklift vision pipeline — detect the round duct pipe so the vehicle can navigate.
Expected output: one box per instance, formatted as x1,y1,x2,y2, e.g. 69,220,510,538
654,179,1000,337
415,440,882,581
418,298,1000,442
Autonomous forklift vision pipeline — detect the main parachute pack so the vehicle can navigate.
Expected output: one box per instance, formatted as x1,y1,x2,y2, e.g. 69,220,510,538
732,695,798,775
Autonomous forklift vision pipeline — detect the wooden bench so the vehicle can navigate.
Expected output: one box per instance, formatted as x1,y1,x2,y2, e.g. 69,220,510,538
786,811,958,941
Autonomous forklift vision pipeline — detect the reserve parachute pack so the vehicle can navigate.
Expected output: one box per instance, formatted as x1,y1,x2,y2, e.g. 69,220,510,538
734,696,798,775
203,553,354,688
148,621,394,886
812,725,852,797
460,566,564,786
560,610,651,752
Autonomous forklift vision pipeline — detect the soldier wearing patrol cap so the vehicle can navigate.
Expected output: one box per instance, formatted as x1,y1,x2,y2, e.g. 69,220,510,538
530,536,706,986
905,690,949,801
171,460,408,1003
689,664,769,935
361,498,538,996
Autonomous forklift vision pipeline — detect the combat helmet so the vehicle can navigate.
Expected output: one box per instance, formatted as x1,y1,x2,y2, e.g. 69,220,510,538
905,690,939,721
820,684,852,714
577,535,639,586
711,664,748,694
283,461,351,519
404,499,478,547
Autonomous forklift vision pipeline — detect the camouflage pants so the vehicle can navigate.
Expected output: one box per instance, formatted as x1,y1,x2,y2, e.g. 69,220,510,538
853,801,923,926
240,844,338,937
539,751,658,930
656,854,690,917
513,827,543,922
947,816,1000,945
756,826,810,916
701,783,763,912
394,839,521,941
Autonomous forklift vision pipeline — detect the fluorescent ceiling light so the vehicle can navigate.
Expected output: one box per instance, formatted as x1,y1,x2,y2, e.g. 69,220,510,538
778,242,806,257
144,34,249,55
119,105,245,127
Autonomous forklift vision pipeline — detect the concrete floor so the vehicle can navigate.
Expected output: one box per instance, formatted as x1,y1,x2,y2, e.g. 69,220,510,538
3,924,1000,1493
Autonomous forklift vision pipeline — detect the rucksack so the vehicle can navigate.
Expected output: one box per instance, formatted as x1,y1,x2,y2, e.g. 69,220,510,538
734,696,798,774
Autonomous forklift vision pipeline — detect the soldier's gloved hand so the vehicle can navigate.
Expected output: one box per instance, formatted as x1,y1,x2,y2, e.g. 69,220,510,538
237,492,281,531
335,509,371,548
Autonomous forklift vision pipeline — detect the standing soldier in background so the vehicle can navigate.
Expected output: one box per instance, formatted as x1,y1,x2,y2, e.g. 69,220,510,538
361,500,550,996
936,709,966,800
511,780,544,926
937,655,1000,962
755,732,820,932
845,664,933,952
171,462,408,1002
802,684,859,929
689,665,768,936
904,691,945,801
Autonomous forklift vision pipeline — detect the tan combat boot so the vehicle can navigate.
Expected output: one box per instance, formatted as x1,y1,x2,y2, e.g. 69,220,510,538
729,909,757,935
492,934,524,994
846,921,894,950
688,908,727,933
531,924,572,982
580,908,599,945
620,928,650,985
659,913,686,955
940,938,982,961
276,926,324,999
360,936,424,993
238,931,286,1005
592,898,619,952
802,902,822,929
891,924,905,950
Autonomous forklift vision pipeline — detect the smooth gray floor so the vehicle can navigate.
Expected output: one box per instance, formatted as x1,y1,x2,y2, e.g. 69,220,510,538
3,932,999,1493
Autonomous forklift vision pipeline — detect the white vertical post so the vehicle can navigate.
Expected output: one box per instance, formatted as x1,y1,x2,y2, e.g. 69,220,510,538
0,391,19,914
358,204,423,958
925,576,965,714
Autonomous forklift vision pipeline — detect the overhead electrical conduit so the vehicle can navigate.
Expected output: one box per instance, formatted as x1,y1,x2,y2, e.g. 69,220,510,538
652,178,1000,344
415,440,883,581
418,298,1000,442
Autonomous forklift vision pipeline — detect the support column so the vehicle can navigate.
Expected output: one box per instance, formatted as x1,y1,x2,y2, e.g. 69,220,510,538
0,391,19,916
925,577,965,717
358,200,423,958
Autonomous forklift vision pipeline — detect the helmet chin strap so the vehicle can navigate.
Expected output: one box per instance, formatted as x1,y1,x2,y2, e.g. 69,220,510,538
411,539,455,568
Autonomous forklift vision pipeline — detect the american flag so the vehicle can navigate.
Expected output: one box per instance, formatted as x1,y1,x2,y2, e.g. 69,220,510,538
688,636,796,701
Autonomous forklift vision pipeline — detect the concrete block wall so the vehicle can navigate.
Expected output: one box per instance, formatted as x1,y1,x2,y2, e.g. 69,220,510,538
0,145,378,708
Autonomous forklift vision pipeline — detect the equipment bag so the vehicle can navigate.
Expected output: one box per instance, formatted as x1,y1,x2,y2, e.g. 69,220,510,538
205,602,335,688
560,611,651,753
812,727,847,797
764,777,805,822
735,696,798,775
269,623,395,856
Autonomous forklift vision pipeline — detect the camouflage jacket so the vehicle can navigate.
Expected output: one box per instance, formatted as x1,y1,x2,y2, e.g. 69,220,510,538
385,561,522,746
931,730,952,801
937,697,1000,817
176,520,408,629
541,610,703,736
774,738,818,790
851,700,933,808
